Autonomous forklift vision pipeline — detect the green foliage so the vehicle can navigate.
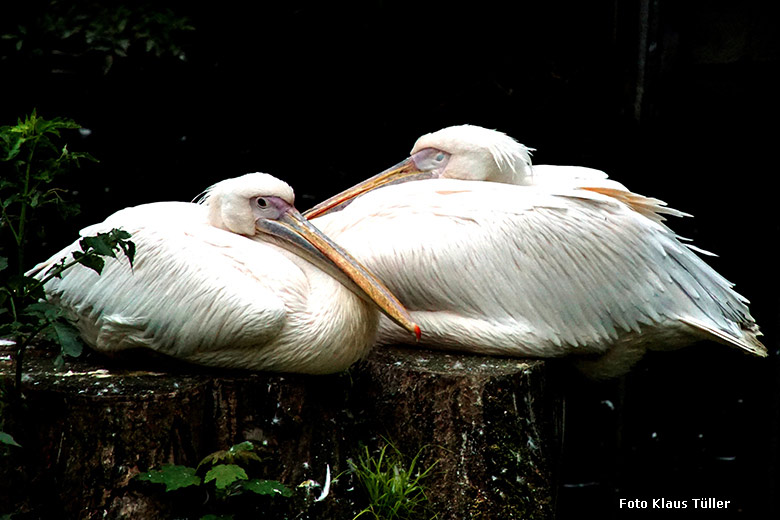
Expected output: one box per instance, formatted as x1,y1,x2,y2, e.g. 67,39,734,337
3,1,195,73
0,111,132,363
350,442,439,520
136,441,293,519
0,108,97,272
137,464,201,492
204,464,249,490
0,111,134,452
0,430,21,448
0,229,135,349
198,440,264,469
241,479,293,498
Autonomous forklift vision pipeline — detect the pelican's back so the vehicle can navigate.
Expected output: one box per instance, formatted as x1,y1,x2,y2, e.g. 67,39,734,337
32,203,293,358
314,179,764,376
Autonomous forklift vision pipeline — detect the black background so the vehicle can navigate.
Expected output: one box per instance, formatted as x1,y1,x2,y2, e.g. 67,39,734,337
2,1,778,518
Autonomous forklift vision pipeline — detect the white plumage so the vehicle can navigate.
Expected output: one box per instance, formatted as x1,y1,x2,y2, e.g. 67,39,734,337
30,173,418,374
306,125,765,378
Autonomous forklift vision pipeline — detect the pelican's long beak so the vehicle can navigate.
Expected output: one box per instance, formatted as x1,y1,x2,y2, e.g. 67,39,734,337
303,157,431,219
256,207,421,341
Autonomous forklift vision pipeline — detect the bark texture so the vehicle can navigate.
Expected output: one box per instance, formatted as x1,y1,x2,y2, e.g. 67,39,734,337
0,344,561,519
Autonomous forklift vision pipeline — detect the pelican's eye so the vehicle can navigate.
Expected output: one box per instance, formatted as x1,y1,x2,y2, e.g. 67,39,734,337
252,195,288,222
411,147,451,172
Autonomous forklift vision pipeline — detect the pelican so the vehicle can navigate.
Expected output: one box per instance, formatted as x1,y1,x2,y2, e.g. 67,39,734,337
305,124,687,225
304,125,765,378
30,173,420,374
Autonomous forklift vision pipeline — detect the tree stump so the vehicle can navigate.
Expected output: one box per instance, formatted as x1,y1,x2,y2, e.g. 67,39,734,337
0,343,562,519
356,347,562,519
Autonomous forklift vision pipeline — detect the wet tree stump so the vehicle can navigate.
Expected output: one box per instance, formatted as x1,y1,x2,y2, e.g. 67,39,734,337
0,343,562,519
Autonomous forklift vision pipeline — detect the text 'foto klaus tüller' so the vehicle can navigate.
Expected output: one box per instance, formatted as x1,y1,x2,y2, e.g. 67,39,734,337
619,498,731,509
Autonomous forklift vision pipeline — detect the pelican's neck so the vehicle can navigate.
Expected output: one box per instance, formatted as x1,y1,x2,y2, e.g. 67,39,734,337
279,250,379,372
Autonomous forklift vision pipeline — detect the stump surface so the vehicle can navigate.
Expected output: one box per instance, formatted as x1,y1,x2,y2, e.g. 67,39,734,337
0,343,561,519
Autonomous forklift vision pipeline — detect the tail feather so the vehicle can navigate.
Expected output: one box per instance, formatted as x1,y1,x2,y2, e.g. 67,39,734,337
681,317,767,357
579,187,690,224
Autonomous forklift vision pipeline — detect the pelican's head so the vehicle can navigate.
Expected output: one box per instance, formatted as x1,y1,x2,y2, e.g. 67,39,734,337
203,172,295,236
200,172,421,340
303,125,533,219
411,125,533,183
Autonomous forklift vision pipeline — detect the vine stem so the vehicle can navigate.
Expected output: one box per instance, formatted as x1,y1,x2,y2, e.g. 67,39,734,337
17,135,39,275
13,326,45,398
27,256,82,296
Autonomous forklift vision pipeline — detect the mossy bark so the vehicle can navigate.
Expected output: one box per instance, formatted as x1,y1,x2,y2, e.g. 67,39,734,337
356,347,562,519
0,343,561,519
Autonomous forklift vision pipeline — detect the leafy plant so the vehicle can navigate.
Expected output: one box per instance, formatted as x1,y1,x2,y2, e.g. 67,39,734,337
0,109,135,376
1,228,135,381
136,441,293,519
0,111,134,449
350,441,439,520
136,464,202,492
3,1,195,74
1,109,97,272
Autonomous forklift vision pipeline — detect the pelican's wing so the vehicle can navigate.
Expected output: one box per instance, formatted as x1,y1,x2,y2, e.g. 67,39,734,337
315,179,763,360
531,165,690,224
32,202,290,362
530,165,618,187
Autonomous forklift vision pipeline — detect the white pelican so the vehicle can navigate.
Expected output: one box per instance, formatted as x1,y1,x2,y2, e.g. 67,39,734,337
304,125,765,378
30,173,420,374
306,124,688,226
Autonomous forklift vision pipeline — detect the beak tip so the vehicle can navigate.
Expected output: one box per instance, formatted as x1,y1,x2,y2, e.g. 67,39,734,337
414,324,421,342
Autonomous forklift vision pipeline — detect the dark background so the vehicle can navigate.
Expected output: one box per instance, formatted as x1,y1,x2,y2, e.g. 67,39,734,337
2,1,778,518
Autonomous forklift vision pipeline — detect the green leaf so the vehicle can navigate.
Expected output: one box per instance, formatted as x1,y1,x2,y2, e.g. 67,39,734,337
204,464,248,490
66,150,99,166
108,228,135,266
136,465,201,492
122,240,136,267
1,193,21,208
113,229,133,240
72,251,105,274
0,431,22,448
0,256,7,272
0,323,14,337
0,132,23,161
6,274,30,293
24,301,61,320
80,234,117,257
198,440,263,469
242,479,293,497
28,190,41,208
24,276,47,301
52,320,83,358
228,441,256,454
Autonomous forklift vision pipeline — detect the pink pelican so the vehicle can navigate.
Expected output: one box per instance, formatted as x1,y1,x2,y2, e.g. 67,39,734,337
304,125,765,378
30,173,419,374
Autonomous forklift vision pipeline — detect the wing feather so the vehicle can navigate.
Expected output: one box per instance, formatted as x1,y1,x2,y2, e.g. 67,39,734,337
32,202,290,360
315,179,764,361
